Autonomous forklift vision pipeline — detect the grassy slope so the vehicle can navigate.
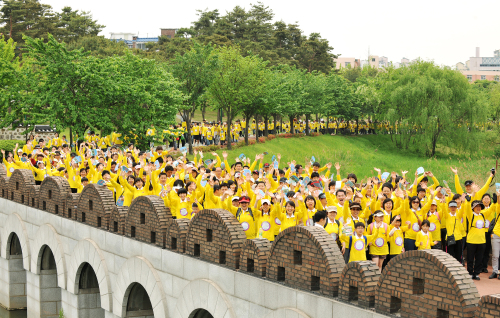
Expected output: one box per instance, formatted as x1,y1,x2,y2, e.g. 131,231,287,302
208,135,497,189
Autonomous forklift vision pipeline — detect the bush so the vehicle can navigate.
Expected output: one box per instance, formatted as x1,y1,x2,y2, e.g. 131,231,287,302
0,140,26,161
310,132,322,137
258,137,266,143
267,134,276,140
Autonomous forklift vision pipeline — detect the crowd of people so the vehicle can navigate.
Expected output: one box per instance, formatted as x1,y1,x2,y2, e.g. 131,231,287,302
2,132,500,281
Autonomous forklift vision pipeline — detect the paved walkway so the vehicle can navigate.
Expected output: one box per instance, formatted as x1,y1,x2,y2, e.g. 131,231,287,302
473,266,500,295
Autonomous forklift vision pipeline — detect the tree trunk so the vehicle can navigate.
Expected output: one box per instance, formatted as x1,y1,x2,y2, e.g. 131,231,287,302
305,114,310,136
290,115,295,134
254,115,259,143
226,112,232,150
356,117,359,135
70,127,73,151
264,117,268,137
186,110,193,155
280,116,283,135
273,115,277,135
201,103,206,121
244,114,250,146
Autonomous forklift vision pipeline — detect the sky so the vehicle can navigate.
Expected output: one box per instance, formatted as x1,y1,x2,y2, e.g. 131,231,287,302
42,0,500,66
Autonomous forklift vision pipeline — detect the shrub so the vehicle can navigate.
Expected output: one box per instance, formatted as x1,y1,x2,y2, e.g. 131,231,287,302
310,132,322,137
267,134,276,140
0,140,26,161
258,137,266,143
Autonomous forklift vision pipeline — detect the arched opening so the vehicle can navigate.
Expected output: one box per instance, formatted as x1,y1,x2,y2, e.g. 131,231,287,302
189,309,214,318
5,233,27,310
38,245,62,317
125,283,153,317
77,263,104,318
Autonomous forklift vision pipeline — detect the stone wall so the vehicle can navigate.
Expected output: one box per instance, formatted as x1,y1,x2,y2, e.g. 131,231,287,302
186,208,246,270
0,125,56,141
267,226,345,297
375,250,480,318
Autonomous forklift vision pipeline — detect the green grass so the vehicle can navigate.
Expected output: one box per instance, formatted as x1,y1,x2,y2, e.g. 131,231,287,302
196,134,498,189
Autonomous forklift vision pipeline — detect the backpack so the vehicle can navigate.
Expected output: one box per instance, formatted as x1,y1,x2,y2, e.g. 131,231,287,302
369,222,388,234
344,235,367,264
468,213,485,233
236,207,255,221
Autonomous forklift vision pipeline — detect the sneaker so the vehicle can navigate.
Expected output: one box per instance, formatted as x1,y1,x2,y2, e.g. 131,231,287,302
482,268,489,273
489,273,498,279
472,276,480,281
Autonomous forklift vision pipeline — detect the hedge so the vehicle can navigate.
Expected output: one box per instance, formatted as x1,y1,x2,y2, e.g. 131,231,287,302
0,140,26,161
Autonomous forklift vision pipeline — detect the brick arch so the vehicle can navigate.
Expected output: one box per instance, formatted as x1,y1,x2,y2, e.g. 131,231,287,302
67,238,112,312
268,226,345,297
339,260,380,308
476,294,500,318
0,176,10,199
64,192,80,219
375,249,480,318
109,206,128,234
0,213,31,270
166,218,190,252
7,169,35,205
39,176,71,215
172,279,236,318
30,224,67,289
125,195,170,248
113,256,167,318
186,209,246,269
76,184,114,229
239,238,271,277
0,163,6,178
27,185,40,209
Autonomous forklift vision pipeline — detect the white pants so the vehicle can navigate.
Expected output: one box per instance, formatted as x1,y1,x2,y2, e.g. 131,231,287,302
492,234,500,273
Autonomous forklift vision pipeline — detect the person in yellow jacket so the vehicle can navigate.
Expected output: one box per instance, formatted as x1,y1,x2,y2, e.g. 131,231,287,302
1,148,19,177
388,215,409,260
416,220,438,250
229,196,258,239
425,200,443,250
276,200,304,232
340,222,380,262
466,199,495,280
490,190,500,279
443,199,464,262
366,210,391,270
253,198,279,241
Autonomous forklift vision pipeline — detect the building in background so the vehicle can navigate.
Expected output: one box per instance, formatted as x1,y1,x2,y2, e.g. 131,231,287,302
160,28,178,38
109,32,159,50
333,57,360,69
457,47,500,82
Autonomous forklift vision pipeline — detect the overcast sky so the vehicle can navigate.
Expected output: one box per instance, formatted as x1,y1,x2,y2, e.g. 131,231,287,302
43,0,499,66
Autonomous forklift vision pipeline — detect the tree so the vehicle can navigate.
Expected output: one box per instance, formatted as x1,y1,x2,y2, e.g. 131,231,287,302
104,53,183,149
206,46,268,150
169,41,217,153
65,35,128,57
55,6,104,42
378,61,489,157
322,73,358,125
0,35,20,122
0,0,59,45
295,33,336,73
13,34,182,149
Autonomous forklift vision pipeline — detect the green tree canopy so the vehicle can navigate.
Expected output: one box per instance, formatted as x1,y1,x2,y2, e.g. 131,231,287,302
377,61,489,156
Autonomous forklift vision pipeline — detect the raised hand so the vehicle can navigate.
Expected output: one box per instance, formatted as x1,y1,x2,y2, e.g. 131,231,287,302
450,167,458,175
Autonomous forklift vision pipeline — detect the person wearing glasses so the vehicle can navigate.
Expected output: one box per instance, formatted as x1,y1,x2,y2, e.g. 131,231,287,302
403,189,434,251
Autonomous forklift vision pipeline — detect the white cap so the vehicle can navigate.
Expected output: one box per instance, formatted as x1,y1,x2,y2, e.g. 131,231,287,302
232,196,240,201
326,206,337,213
134,165,141,169
261,199,271,205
